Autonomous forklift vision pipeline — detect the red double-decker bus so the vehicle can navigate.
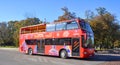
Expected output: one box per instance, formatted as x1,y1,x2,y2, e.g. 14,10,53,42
19,18,94,58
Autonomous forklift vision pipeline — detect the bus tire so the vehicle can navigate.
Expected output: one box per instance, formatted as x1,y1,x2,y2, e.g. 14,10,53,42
60,50,68,59
28,48,33,55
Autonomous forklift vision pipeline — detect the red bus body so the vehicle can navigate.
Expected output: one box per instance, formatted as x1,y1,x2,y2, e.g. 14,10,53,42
19,19,94,58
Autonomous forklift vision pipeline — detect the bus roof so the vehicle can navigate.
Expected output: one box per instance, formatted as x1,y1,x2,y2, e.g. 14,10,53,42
53,19,79,24
20,18,81,29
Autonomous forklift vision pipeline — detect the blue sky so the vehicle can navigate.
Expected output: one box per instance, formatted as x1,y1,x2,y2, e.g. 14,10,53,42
0,0,120,23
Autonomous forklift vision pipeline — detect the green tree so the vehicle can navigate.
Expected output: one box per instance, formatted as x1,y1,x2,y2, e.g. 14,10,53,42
96,7,108,16
90,7,120,49
8,21,19,46
54,7,76,22
21,17,40,26
85,10,94,21
0,22,12,46
0,17,42,47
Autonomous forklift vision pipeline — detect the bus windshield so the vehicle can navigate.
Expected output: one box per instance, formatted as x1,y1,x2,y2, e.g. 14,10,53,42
79,21,93,33
80,21,94,48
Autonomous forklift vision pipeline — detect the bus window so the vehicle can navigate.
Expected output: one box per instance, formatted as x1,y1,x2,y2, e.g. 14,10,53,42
25,39,36,45
63,38,71,45
46,24,55,32
66,21,78,30
58,38,71,45
45,39,53,45
56,22,66,31
59,39,64,45
53,38,59,45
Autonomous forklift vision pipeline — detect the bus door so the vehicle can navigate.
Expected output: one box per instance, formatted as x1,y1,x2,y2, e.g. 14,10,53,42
72,38,80,56
37,39,45,53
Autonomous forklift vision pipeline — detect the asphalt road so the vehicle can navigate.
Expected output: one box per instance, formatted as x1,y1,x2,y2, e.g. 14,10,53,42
0,48,120,65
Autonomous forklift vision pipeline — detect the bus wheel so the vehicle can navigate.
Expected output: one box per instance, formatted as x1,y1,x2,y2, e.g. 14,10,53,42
28,48,33,55
60,50,68,59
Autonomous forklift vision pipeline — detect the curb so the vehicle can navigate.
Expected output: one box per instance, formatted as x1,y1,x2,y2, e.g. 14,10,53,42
0,48,18,51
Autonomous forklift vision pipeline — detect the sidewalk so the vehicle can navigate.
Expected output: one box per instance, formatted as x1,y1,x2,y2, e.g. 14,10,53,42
0,48,18,51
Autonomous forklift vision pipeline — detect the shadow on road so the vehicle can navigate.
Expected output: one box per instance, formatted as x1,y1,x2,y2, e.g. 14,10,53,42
32,54,60,58
69,54,120,61
31,53,120,62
